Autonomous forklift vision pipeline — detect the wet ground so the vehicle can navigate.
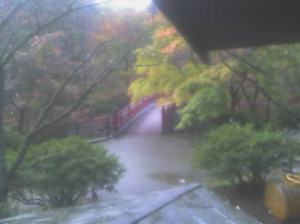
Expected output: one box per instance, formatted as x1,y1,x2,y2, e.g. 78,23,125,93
101,106,202,199
0,184,263,224
0,106,268,224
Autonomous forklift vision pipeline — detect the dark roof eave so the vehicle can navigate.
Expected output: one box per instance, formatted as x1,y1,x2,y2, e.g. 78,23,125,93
153,0,300,54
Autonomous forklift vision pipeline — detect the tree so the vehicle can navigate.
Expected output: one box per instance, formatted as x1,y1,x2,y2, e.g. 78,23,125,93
129,22,247,129
0,0,97,204
10,137,125,208
220,46,300,127
129,22,194,103
0,126,24,217
130,17,300,132
194,123,291,187
6,7,152,131
0,0,154,203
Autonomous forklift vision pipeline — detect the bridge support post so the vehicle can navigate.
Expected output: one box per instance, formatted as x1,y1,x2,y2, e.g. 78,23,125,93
113,110,119,133
106,118,111,137
75,122,80,136
161,104,177,134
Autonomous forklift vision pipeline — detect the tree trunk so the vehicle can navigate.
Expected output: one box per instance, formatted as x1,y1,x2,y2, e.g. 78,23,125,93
18,109,25,133
229,86,239,115
266,98,271,122
250,85,260,118
0,66,8,202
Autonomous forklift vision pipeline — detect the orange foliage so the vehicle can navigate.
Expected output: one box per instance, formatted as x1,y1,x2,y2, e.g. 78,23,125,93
161,39,182,54
22,19,30,24
156,27,177,38
30,31,65,48
93,19,127,41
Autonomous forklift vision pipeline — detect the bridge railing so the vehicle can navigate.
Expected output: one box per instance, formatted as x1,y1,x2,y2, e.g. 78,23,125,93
113,97,154,134
75,117,112,139
43,97,155,141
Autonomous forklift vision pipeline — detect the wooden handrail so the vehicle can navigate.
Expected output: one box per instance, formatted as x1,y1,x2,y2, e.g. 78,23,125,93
43,97,155,140
113,97,155,133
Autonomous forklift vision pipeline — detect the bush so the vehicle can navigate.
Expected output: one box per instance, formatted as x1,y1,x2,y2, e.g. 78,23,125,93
0,128,22,218
4,126,25,169
0,203,12,219
273,103,300,129
194,123,290,187
4,126,24,151
283,137,300,173
14,137,125,208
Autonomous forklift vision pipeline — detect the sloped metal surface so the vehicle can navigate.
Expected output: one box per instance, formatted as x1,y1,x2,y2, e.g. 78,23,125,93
0,184,261,224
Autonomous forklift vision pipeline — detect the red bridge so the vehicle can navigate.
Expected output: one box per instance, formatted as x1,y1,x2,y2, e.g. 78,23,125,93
44,97,178,142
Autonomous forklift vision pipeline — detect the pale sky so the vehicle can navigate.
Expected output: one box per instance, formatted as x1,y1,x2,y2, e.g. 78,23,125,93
97,0,152,10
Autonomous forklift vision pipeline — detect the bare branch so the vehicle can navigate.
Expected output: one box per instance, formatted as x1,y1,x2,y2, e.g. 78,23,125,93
1,2,100,67
34,9,41,29
8,137,31,181
7,93,19,110
0,0,29,33
1,30,18,55
10,191,47,208
8,22,156,181
7,85,33,112
33,38,139,136
33,67,116,137
224,50,271,79
8,66,116,180
221,53,300,121
32,39,116,131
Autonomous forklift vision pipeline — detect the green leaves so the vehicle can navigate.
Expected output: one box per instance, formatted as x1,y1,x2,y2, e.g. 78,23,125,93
130,31,241,127
13,137,125,208
243,44,300,102
177,84,230,129
194,123,290,186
